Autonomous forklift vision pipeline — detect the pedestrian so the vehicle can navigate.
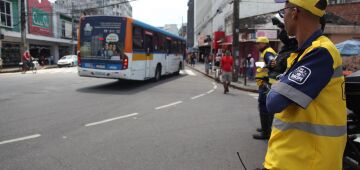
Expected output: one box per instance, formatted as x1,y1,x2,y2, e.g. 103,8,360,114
220,50,233,94
246,54,255,80
191,54,196,67
252,36,277,140
258,0,347,169
0,56,3,70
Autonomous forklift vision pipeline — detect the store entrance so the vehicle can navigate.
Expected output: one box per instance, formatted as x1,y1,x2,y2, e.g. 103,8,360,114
30,45,51,66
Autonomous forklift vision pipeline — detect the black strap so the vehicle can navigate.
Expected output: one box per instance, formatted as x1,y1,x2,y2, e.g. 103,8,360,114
287,49,306,73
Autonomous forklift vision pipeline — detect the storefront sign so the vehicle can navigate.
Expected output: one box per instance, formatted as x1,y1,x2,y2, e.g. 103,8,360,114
32,8,50,28
28,0,53,37
256,30,277,39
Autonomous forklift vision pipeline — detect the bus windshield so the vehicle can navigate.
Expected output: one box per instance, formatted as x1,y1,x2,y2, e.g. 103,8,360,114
79,16,126,61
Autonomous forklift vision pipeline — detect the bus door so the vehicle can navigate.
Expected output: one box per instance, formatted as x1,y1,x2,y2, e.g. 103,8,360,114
166,38,174,73
144,31,153,78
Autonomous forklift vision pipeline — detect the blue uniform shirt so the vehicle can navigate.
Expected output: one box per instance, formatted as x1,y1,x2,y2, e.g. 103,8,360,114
267,30,334,113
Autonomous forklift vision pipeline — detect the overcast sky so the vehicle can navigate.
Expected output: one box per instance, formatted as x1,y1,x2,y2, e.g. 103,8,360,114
50,0,188,28
131,0,188,28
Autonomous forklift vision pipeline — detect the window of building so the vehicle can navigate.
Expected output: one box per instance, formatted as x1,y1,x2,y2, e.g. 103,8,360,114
61,20,66,37
0,0,12,27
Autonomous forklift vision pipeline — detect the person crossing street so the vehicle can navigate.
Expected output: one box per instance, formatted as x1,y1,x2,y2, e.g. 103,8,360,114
220,51,234,94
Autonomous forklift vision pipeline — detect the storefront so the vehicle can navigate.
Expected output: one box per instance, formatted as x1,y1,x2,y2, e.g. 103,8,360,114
1,42,21,66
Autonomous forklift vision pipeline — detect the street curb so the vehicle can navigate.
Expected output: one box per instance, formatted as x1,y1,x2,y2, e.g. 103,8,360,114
186,65,258,93
0,65,59,74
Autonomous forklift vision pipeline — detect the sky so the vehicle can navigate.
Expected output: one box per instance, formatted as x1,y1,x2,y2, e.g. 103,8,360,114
130,0,188,28
49,0,188,29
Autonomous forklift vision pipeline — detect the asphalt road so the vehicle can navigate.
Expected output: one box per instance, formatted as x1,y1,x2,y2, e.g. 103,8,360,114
0,67,267,170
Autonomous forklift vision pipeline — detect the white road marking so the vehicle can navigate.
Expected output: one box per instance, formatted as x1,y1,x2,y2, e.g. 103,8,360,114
184,69,196,76
207,89,215,94
212,82,217,89
85,113,139,127
155,101,183,110
0,134,41,145
248,93,258,99
355,137,360,143
191,94,206,100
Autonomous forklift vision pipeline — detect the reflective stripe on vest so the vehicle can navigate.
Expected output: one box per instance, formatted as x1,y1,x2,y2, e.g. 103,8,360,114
273,118,347,137
272,82,313,108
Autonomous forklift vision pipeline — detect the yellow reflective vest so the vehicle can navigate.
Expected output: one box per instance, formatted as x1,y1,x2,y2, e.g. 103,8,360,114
264,35,347,170
255,47,277,86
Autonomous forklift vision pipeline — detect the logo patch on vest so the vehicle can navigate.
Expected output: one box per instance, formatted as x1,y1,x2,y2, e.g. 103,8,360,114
288,66,311,85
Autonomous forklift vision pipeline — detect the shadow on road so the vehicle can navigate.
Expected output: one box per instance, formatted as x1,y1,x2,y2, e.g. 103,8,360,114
76,74,186,95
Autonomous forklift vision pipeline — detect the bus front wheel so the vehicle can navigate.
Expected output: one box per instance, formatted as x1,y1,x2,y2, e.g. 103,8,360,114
154,65,161,82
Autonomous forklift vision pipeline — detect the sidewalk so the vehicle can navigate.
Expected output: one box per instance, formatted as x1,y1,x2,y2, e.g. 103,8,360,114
187,63,258,93
0,65,59,74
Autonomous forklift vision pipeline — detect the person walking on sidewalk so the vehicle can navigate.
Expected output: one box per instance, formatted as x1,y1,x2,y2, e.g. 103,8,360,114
220,51,233,94
259,0,347,169
252,36,277,140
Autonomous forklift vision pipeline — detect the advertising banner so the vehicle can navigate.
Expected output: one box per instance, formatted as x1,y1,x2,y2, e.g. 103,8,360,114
28,0,53,36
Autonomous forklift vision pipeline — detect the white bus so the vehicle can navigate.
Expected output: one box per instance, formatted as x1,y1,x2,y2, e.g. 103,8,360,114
77,16,186,81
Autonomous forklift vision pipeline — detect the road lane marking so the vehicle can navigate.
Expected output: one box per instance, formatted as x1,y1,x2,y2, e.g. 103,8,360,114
248,93,258,99
0,134,41,145
85,113,139,127
191,94,206,100
155,101,183,110
212,82,217,89
185,69,196,76
355,137,360,143
207,89,215,94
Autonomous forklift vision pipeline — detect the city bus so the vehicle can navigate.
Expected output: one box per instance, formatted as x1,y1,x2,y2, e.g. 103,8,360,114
77,16,186,81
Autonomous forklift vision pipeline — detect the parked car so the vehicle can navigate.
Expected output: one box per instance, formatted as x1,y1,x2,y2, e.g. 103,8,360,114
57,55,77,67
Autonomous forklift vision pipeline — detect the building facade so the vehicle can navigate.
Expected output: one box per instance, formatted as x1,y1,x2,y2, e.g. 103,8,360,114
56,0,132,18
0,0,77,67
164,24,179,36
187,0,194,48
194,0,282,48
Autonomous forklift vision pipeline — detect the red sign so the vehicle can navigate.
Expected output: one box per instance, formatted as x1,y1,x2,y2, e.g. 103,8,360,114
28,0,53,37
212,31,225,50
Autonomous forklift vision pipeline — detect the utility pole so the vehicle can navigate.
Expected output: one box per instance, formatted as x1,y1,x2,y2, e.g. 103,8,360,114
20,0,27,61
103,0,105,15
71,1,75,55
232,0,240,82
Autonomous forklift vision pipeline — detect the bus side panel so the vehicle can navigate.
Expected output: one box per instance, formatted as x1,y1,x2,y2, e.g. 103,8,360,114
129,53,149,80
124,18,133,53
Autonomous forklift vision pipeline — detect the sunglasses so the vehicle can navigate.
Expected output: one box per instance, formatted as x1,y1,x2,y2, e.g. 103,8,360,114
274,0,288,2
278,6,297,18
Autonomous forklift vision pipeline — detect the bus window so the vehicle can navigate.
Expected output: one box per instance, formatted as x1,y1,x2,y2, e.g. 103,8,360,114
133,26,144,51
166,38,172,54
144,31,154,53
158,35,165,53
153,33,159,52
171,40,177,54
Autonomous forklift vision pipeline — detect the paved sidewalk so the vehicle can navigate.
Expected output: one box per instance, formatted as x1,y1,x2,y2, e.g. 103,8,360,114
0,65,59,74
187,63,258,93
